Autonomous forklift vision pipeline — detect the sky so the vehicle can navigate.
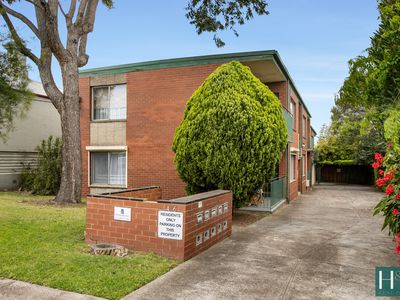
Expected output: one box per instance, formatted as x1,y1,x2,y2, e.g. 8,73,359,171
7,0,380,135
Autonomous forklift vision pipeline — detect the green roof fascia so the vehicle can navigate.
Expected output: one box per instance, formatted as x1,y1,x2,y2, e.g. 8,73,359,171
311,126,317,135
79,50,277,77
79,50,311,117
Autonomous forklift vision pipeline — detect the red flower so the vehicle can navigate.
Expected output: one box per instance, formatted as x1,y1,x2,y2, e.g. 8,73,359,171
397,232,400,240
379,170,384,176
396,246,400,254
372,162,380,169
392,208,399,215
395,194,400,200
376,178,386,187
375,153,384,164
384,173,393,182
386,184,394,196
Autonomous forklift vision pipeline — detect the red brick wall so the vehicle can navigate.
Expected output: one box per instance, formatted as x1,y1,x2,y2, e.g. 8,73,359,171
86,189,232,260
267,81,288,109
80,77,91,197
106,186,162,200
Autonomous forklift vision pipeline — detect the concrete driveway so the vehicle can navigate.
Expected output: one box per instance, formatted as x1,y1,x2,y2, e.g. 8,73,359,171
125,184,398,300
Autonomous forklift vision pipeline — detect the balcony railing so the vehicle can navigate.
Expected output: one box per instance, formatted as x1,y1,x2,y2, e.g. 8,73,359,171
309,136,315,150
282,108,293,142
240,176,287,212
264,176,287,210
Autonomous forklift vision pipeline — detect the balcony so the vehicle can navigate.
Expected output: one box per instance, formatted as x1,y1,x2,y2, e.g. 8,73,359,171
282,108,293,142
240,177,287,212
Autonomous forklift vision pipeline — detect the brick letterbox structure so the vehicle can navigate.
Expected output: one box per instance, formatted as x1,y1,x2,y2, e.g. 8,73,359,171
85,186,232,260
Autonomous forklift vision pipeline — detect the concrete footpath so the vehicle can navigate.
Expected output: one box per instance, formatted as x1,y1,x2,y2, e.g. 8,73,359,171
124,185,398,300
0,279,104,300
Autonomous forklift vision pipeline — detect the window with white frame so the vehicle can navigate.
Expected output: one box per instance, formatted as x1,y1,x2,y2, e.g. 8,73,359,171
290,155,296,181
92,84,126,120
91,152,126,185
290,100,295,115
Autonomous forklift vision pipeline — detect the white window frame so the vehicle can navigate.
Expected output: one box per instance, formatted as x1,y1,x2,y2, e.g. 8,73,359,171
290,100,295,116
87,146,128,188
91,84,127,121
290,154,296,182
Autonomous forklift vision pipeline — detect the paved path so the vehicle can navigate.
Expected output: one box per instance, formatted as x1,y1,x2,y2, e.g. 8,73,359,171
0,279,104,300
125,185,398,300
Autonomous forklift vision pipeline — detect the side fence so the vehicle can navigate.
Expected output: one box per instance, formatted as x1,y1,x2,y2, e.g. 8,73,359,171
317,164,374,185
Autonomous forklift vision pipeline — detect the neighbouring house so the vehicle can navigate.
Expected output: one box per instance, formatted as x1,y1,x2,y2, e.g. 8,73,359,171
79,50,315,207
0,81,61,190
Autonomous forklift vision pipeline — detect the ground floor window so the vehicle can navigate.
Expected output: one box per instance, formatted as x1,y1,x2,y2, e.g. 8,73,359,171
290,154,296,181
91,151,126,185
302,156,306,177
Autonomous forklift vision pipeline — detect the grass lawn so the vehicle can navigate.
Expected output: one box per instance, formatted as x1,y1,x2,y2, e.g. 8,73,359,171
0,192,178,299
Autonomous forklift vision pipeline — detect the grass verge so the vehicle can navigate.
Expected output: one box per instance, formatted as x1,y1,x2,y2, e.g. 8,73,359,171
0,192,178,299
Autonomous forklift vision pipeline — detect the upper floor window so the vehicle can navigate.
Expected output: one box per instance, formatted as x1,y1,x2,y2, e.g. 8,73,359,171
289,100,295,115
302,116,307,137
290,99,296,127
92,84,126,121
290,154,296,181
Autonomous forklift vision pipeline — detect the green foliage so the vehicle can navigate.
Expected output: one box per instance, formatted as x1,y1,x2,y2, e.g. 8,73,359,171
19,136,62,195
373,108,400,245
367,0,400,109
173,61,287,207
318,160,355,166
0,42,32,140
384,107,400,155
185,0,269,47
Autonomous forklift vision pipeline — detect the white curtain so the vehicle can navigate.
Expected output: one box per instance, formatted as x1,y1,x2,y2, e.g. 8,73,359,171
109,152,126,185
93,87,109,120
109,85,127,120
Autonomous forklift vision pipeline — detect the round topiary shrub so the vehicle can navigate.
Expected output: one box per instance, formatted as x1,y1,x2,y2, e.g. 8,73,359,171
172,61,287,207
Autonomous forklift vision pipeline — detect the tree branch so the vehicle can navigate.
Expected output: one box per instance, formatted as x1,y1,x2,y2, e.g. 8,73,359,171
38,0,69,62
1,4,39,37
0,3,40,65
24,0,42,10
77,0,99,67
38,48,63,112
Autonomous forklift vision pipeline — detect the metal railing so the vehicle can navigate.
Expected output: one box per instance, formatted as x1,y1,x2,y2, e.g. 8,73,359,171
309,136,315,150
263,176,287,211
282,108,293,142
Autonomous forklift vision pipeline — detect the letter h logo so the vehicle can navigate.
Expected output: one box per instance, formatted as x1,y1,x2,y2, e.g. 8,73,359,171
376,267,400,296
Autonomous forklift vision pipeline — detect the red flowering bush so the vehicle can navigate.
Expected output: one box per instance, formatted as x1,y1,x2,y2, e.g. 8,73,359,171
374,145,400,254
373,108,400,254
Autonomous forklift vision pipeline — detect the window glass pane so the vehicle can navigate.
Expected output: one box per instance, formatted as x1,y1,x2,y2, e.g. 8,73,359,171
91,152,108,184
109,85,126,120
290,155,295,181
93,87,109,120
109,152,126,185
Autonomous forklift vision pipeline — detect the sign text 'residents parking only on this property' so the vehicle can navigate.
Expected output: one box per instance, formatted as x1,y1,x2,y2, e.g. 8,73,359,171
158,211,183,240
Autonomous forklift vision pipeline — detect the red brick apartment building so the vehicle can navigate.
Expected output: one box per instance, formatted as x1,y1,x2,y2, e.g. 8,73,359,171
79,50,316,207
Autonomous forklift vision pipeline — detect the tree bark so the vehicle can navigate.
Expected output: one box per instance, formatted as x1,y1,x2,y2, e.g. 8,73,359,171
54,61,82,203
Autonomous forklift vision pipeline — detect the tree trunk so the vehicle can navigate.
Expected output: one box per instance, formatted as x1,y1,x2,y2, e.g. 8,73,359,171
54,62,82,204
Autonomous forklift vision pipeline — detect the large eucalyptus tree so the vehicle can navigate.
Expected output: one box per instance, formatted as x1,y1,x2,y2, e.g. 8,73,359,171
0,0,268,203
